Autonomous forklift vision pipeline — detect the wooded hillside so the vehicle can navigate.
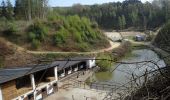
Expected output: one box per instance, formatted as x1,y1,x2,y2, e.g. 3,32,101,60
154,21,170,53
55,0,170,30
0,0,109,52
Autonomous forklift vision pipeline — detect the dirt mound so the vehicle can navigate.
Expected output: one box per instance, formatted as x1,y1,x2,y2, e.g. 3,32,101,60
0,38,36,68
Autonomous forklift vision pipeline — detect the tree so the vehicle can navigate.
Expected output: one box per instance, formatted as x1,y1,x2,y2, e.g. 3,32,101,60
1,0,7,18
118,16,123,30
14,0,22,19
122,15,126,29
56,0,166,30
118,15,126,30
6,0,14,19
14,0,49,20
130,10,138,26
162,0,170,21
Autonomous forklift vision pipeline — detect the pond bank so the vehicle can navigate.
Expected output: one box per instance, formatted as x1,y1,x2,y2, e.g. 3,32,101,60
150,45,170,65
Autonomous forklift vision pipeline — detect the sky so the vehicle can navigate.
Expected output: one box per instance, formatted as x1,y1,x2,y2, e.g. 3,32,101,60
1,0,153,7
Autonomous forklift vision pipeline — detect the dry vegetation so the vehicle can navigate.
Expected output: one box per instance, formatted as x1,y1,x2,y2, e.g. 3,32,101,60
0,38,36,68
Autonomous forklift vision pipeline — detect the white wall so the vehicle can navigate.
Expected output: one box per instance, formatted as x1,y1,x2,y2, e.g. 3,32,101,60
0,86,3,100
54,66,58,81
86,57,96,68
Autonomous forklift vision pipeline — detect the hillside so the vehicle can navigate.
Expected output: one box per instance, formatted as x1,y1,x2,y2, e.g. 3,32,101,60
153,22,170,53
54,0,166,30
0,15,109,52
0,38,36,68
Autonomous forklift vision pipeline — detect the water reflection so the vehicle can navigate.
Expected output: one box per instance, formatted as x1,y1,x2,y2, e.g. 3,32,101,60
93,49,166,85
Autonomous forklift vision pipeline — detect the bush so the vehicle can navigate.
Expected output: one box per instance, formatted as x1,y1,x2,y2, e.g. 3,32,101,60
77,42,89,51
29,20,48,42
3,22,18,36
91,21,98,29
54,27,69,45
96,53,112,71
31,39,40,49
69,28,82,43
28,32,36,42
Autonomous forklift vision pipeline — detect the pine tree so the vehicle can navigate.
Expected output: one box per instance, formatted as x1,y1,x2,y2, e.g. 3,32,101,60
6,0,14,19
118,16,122,30
122,15,126,29
14,0,22,19
118,15,126,30
1,0,7,18
14,0,48,20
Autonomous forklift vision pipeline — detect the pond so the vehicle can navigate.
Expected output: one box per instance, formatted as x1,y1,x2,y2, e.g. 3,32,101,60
89,49,166,89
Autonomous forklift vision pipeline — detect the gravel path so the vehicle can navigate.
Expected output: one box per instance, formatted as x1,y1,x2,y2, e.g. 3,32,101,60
45,88,107,100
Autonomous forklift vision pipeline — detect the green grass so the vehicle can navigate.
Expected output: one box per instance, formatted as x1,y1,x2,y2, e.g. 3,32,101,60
0,15,109,51
95,71,112,81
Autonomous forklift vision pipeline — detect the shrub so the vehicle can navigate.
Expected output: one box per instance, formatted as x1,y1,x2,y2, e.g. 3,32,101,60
54,33,65,45
54,27,69,45
77,42,89,51
70,28,82,43
28,32,36,42
31,39,40,49
96,54,112,71
3,22,18,36
29,21,48,42
91,21,98,29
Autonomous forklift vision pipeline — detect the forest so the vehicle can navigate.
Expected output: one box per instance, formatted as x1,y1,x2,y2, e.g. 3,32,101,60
0,0,109,51
55,0,170,30
0,0,169,52
0,0,170,99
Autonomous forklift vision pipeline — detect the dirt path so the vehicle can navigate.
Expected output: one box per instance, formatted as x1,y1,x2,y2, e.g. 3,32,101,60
45,88,107,100
28,41,120,55
0,33,121,55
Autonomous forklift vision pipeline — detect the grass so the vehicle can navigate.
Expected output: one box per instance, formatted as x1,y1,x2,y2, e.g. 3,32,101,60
131,43,148,50
95,71,112,81
0,15,109,52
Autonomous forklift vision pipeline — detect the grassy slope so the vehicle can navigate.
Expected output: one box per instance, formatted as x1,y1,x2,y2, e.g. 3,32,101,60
0,15,110,52
153,22,170,53
0,38,36,68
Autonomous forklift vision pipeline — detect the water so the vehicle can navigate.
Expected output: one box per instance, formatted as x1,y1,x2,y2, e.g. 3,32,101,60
92,49,166,87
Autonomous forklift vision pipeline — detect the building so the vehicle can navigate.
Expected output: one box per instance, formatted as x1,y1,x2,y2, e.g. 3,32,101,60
134,35,146,41
0,57,96,100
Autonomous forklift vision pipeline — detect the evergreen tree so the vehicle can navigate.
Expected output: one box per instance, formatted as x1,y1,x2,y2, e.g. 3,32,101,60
118,15,126,30
122,15,126,29
1,0,7,18
14,0,22,19
118,16,122,30
6,0,14,19
14,0,49,20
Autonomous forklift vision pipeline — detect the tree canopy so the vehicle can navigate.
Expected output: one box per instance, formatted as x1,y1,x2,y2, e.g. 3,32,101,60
54,0,170,30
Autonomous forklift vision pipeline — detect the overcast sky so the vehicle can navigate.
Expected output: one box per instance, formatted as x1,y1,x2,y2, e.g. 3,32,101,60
1,0,153,7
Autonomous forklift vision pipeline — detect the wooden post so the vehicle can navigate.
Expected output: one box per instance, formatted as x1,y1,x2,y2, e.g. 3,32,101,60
63,69,66,76
54,66,58,81
30,74,36,100
76,64,78,71
0,86,3,100
70,66,72,72
30,74,36,90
